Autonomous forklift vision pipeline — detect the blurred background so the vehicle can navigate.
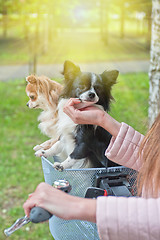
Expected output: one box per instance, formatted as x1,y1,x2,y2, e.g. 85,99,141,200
0,0,151,78
0,1,151,240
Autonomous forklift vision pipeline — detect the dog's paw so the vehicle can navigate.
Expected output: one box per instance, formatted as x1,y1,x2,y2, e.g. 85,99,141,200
35,150,46,157
33,145,42,151
53,162,64,172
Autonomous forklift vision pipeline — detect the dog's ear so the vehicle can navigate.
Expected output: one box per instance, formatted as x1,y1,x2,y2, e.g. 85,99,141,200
62,60,81,80
26,75,37,84
101,70,119,86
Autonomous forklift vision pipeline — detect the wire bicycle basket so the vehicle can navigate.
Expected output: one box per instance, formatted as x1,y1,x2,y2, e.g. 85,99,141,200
41,156,137,240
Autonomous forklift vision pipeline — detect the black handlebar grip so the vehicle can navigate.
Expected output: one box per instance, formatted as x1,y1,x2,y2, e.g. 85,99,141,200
30,207,53,223
29,180,71,223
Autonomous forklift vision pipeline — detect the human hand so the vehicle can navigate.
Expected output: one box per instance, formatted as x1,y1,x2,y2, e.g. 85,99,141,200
23,182,96,222
63,98,105,126
23,182,75,220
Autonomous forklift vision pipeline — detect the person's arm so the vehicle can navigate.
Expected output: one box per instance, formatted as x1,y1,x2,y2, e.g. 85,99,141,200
97,196,160,240
23,182,160,240
105,122,144,171
23,182,96,222
99,111,121,137
63,98,144,170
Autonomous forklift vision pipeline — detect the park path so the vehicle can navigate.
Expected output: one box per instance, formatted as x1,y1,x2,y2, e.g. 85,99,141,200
0,60,150,81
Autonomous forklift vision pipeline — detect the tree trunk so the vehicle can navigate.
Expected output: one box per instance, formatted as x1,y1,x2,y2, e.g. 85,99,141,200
120,3,125,39
2,0,8,38
43,15,49,54
148,0,160,127
100,0,109,44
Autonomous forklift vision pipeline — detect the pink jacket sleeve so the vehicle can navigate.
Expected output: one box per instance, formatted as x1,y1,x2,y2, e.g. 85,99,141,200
96,196,160,240
105,122,144,171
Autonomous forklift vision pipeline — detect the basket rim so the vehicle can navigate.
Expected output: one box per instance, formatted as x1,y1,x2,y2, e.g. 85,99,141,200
41,156,131,172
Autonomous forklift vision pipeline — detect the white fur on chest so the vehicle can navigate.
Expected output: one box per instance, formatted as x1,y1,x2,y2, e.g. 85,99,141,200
57,99,77,154
38,110,58,138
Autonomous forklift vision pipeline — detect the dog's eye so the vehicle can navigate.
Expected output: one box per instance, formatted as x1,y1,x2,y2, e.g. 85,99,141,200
94,85,101,91
30,95,35,100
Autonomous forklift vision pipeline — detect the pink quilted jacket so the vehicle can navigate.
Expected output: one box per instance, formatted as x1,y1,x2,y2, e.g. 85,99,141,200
96,122,160,240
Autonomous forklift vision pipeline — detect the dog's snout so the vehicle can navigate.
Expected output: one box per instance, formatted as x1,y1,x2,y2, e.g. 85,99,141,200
26,102,29,107
89,92,95,99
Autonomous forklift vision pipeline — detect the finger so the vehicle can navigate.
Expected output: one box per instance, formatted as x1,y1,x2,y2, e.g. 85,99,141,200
28,193,33,198
23,199,37,217
64,107,78,120
64,98,81,108
69,98,81,105
63,100,80,115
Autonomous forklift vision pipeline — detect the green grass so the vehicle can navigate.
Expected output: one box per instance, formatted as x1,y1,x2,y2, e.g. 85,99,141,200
0,80,53,240
37,32,150,65
0,72,149,240
111,72,149,133
0,24,150,65
0,32,150,65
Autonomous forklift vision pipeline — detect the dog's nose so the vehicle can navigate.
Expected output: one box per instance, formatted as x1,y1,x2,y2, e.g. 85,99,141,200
89,92,95,99
26,102,29,107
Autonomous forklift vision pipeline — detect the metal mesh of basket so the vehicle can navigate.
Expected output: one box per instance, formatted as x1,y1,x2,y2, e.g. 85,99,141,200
41,156,137,240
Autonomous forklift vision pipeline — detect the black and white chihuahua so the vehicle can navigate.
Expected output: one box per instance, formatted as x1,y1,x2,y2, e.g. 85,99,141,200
40,60,119,170
55,60,119,170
